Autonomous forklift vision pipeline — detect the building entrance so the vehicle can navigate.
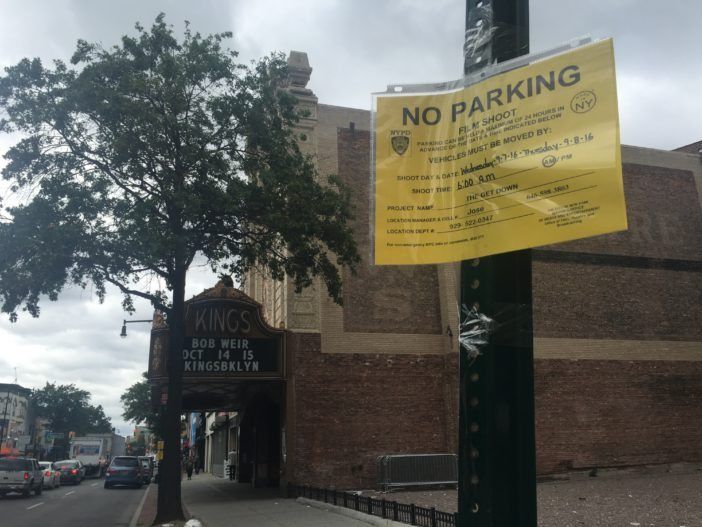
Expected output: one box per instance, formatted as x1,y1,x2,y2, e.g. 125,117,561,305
148,283,287,489
238,391,282,487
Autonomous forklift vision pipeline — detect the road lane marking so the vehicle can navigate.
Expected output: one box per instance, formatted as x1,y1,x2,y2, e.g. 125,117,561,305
91,482,98,487
63,490,75,497
27,502,44,510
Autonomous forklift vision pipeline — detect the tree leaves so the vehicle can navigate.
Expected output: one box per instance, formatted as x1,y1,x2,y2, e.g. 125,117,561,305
32,382,112,436
120,372,162,438
0,14,359,320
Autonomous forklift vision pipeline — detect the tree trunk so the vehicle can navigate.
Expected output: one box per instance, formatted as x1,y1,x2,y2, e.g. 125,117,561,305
154,267,187,523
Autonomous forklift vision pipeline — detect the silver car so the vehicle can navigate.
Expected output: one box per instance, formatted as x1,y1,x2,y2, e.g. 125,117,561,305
0,457,43,497
38,461,61,489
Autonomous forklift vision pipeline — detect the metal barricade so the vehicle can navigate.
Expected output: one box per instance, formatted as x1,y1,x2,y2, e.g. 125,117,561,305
377,454,458,491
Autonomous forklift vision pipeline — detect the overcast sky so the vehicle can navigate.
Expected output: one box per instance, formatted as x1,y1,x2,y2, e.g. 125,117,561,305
1,0,700,438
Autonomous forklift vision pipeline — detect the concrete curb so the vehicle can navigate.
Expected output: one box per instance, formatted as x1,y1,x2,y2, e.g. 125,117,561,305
130,485,152,527
135,483,202,527
297,497,408,527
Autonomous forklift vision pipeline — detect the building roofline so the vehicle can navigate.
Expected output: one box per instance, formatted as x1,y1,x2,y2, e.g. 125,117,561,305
0,383,32,397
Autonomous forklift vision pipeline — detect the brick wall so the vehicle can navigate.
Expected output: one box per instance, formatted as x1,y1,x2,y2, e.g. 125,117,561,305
533,261,702,341
338,127,443,335
289,332,458,489
287,330,702,484
544,164,702,260
535,359,702,473
286,103,702,485
531,159,702,473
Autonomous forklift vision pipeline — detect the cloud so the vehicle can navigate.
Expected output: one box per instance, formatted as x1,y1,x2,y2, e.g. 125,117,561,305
0,266,217,437
618,71,702,149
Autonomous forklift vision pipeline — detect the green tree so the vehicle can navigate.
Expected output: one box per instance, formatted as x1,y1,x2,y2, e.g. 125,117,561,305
120,372,162,438
32,382,112,436
0,15,358,522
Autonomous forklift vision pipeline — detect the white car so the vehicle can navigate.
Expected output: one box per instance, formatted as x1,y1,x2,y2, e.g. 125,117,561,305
38,461,61,489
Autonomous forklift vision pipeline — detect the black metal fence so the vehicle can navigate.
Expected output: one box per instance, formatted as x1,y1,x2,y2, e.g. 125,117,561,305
288,484,457,527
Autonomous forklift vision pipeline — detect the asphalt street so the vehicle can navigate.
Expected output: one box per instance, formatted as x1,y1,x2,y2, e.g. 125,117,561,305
0,477,147,527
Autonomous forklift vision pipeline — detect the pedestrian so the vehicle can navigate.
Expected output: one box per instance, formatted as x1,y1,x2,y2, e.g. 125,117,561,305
186,457,194,480
227,450,237,481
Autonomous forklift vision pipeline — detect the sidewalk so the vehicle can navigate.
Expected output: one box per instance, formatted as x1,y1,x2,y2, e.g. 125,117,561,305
138,463,702,527
138,474,383,527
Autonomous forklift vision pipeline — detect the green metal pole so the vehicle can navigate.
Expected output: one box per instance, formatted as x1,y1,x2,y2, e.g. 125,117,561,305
458,1,536,526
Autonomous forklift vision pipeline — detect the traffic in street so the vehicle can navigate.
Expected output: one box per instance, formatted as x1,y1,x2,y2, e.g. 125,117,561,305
0,477,147,527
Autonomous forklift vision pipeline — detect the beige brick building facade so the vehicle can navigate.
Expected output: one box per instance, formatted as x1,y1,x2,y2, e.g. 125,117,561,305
239,52,702,488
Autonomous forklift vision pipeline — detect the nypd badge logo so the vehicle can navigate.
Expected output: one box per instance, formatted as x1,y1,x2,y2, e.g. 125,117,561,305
391,135,410,156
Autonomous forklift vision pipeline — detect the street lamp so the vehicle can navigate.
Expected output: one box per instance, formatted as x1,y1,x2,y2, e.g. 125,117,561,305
120,319,153,338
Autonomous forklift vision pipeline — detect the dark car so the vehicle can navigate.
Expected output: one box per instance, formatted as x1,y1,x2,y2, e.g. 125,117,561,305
104,456,143,489
55,459,84,485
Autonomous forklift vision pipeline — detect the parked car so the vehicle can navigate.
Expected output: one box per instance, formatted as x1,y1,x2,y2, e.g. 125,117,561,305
0,457,43,497
104,456,143,489
38,461,61,489
138,456,153,484
55,459,85,485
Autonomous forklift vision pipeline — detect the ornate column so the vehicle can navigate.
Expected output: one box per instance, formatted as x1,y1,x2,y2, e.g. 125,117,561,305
285,51,321,332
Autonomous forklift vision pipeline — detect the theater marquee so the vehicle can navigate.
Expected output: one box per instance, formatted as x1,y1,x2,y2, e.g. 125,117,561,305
181,336,278,374
148,290,285,386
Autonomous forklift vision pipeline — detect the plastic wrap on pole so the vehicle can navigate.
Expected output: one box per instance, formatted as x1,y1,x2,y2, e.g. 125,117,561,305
463,3,497,73
459,304,493,362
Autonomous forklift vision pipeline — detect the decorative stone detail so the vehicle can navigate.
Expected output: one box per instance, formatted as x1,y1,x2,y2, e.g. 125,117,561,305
288,280,320,332
287,51,318,130
296,101,317,122
287,51,313,92
190,279,262,305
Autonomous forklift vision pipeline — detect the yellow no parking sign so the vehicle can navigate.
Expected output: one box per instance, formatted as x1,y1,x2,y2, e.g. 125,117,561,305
372,39,627,265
